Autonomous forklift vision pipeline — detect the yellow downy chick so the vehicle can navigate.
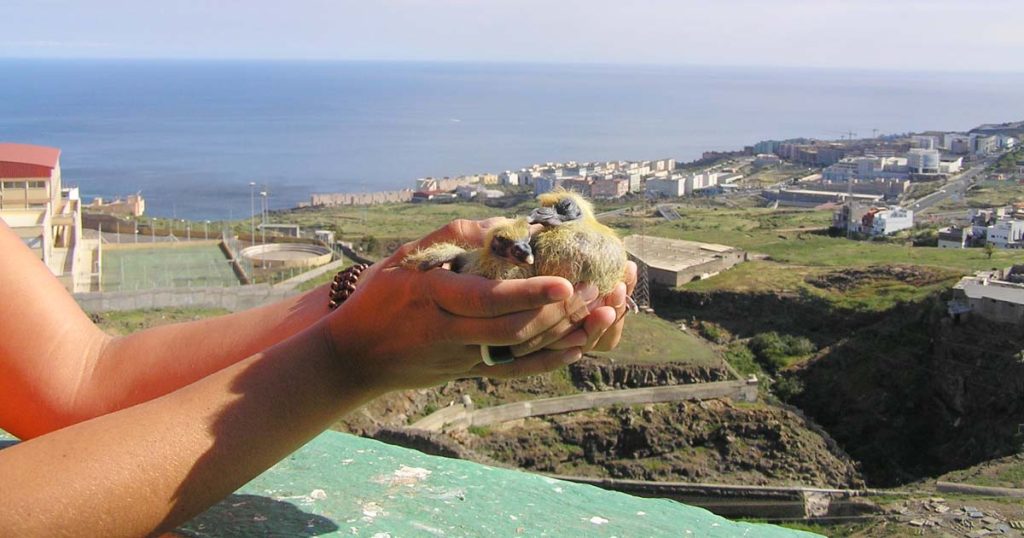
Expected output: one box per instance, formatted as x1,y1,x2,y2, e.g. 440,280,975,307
401,217,534,280
528,189,627,296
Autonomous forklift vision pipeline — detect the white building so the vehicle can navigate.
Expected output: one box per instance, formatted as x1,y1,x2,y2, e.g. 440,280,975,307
863,207,914,236
823,155,909,181
754,153,782,167
646,177,687,197
912,135,938,150
986,219,1024,249
937,226,968,249
906,148,941,174
939,156,963,174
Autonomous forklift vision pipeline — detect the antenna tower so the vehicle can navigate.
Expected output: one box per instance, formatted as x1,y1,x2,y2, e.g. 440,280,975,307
632,185,651,311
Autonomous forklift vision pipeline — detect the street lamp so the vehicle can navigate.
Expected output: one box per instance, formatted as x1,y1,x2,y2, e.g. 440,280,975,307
249,181,256,244
204,220,210,240
259,190,268,269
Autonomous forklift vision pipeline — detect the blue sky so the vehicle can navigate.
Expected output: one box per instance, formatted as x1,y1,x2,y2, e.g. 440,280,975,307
4,0,1023,71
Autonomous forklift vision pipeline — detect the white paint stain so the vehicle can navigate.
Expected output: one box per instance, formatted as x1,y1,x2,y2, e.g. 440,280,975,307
310,489,328,500
636,511,646,516
589,516,609,525
371,533,391,538
361,501,385,522
374,465,432,487
412,521,446,536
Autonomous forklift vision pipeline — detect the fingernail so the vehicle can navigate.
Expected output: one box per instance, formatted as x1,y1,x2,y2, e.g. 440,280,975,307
576,283,598,303
561,348,583,365
547,283,573,302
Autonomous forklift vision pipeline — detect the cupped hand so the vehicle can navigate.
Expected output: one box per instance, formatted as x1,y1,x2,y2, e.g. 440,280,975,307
324,219,592,391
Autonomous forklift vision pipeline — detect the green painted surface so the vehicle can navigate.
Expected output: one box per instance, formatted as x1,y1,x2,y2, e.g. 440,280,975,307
182,432,816,537
0,430,817,536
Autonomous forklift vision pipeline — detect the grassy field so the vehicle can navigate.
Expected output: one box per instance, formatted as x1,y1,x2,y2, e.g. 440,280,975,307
91,307,230,336
102,245,239,291
591,312,722,368
611,206,1024,274
965,179,1024,208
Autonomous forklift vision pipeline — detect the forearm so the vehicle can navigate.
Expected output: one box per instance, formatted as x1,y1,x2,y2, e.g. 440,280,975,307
0,317,382,537
76,284,334,424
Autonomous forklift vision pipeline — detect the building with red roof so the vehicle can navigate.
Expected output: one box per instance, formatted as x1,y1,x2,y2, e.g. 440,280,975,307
0,143,91,292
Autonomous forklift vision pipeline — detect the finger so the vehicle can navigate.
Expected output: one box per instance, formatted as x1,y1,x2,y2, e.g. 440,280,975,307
593,306,628,352
468,347,583,379
602,282,627,309
581,306,618,352
428,270,573,318
508,283,598,356
446,292,584,347
545,328,588,350
390,219,494,263
624,261,638,296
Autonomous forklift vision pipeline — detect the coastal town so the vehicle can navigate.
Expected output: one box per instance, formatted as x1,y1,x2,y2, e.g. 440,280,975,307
4,119,1024,537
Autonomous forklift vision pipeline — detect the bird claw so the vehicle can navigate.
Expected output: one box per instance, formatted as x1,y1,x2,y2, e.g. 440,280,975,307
625,296,640,314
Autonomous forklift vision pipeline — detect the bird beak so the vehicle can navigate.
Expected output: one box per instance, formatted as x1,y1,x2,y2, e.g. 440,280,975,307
511,242,534,266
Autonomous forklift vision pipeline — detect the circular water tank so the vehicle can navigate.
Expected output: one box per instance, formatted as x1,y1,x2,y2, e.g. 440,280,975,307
240,243,333,269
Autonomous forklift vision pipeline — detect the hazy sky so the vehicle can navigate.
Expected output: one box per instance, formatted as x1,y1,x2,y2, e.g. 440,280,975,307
4,0,1023,71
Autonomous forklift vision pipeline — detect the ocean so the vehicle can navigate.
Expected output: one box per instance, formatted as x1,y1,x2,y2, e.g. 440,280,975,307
2,59,1023,220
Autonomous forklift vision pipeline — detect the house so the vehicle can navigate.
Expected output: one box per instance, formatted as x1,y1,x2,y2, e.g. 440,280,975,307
0,142,92,292
949,268,1024,324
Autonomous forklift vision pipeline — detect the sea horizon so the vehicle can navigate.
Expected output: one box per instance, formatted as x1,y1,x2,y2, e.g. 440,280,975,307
2,58,1023,220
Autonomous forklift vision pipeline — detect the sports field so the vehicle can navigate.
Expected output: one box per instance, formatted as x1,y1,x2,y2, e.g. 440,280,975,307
101,244,239,291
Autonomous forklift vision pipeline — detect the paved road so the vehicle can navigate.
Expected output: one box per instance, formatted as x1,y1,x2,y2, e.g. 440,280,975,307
906,157,996,214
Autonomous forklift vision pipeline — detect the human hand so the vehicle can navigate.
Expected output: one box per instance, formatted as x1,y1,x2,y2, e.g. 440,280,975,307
538,260,638,354
324,219,596,392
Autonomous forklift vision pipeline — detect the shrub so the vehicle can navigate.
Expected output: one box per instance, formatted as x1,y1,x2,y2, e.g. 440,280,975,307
748,332,815,373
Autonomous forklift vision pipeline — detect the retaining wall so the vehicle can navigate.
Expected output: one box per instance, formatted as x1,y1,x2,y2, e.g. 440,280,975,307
413,378,758,431
75,284,296,313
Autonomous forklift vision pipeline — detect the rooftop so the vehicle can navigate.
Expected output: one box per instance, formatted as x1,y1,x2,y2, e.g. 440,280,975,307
623,235,739,272
0,143,61,179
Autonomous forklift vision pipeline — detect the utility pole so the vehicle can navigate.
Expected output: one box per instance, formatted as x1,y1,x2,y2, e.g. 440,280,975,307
633,182,652,312
249,182,256,244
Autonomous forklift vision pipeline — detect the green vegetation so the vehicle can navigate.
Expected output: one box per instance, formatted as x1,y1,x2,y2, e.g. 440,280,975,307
993,147,1024,173
748,332,816,373
591,312,722,368
91,307,228,336
723,342,764,379
966,179,1024,208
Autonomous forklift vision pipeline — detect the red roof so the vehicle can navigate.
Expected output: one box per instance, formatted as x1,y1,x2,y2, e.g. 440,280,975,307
0,143,61,179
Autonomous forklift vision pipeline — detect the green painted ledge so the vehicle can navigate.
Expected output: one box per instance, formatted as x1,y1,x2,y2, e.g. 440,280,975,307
1,430,817,537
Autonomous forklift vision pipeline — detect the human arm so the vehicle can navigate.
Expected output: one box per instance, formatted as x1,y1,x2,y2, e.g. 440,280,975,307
0,218,344,438
0,222,591,536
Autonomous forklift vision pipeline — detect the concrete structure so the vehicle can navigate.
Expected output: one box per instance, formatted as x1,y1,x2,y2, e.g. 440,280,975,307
412,379,758,432
88,193,145,217
0,143,93,292
763,188,883,208
812,178,909,200
939,155,963,174
906,148,941,175
311,189,413,206
257,223,301,238
985,219,1024,249
972,134,999,156
590,178,628,199
912,135,938,150
822,155,909,182
950,270,1024,325
623,235,746,287
754,153,782,167
862,207,914,236
937,226,969,249
239,243,333,270
646,177,687,198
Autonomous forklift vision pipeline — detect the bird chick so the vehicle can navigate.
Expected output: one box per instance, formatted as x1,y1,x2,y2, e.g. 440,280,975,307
528,189,627,297
401,217,534,280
